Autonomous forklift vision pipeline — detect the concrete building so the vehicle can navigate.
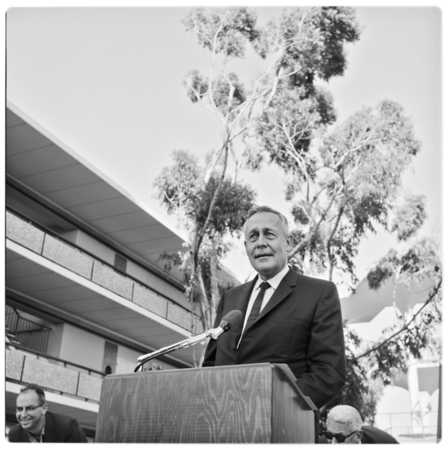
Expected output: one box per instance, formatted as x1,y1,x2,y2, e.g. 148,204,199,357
5,102,237,439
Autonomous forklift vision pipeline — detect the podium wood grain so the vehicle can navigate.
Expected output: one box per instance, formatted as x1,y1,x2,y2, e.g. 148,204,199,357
96,363,314,443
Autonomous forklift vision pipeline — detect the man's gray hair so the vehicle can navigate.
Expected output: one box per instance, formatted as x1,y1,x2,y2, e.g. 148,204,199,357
327,405,363,432
244,205,289,236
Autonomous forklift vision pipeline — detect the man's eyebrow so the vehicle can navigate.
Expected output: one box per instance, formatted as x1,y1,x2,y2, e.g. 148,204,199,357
248,227,276,233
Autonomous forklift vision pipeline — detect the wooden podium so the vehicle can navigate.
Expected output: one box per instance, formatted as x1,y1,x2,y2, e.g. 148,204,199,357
95,363,317,443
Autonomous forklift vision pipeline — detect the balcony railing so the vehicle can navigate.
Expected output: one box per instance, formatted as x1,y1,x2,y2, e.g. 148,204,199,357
6,343,104,403
6,305,52,354
6,209,202,334
375,411,439,439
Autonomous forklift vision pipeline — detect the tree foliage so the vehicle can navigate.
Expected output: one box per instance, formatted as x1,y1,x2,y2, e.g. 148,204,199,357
183,8,264,60
273,7,360,83
157,6,362,338
182,6,361,182
154,150,255,238
324,236,442,422
255,98,423,283
321,324,382,425
154,149,256,330
367,237,440,291
390,193,426,241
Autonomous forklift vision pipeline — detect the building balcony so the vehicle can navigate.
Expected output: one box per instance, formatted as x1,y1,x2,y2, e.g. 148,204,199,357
6,209,204,369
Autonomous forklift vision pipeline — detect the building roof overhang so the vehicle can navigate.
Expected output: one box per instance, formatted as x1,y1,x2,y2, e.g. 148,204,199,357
5,101,236,370
6,101,193,288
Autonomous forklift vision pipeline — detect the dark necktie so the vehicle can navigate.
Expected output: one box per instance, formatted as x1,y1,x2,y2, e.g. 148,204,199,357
243,281,271,335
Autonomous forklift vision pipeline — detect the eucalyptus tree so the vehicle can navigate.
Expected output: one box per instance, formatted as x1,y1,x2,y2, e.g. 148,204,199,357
255,97,424,285
154,150,256,332
174,6,361,329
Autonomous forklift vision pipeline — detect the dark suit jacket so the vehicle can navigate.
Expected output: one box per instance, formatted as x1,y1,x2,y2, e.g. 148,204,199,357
8,411,88,443
318,425,399,444
203,269,346,408
361,425,399,444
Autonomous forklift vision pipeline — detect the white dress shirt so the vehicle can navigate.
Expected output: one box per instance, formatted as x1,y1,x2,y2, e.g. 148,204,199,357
238,265,290,347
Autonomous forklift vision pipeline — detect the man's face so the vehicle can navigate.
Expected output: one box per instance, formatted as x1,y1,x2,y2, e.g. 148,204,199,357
244,212,291,280
16,391,47,435
325,417,362,444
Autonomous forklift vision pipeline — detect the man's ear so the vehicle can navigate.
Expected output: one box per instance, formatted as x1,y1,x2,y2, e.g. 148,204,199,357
286,234,293,251
42,403,48,415
356,429,363,443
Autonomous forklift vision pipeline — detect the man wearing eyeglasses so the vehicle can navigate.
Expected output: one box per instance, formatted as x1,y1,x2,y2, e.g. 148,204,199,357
320,405,399,444
8,384,88,443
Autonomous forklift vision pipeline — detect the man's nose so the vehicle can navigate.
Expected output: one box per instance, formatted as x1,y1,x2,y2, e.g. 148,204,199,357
255,235,267,246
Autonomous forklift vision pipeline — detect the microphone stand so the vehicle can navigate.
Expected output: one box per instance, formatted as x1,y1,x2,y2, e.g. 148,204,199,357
134,327,223,373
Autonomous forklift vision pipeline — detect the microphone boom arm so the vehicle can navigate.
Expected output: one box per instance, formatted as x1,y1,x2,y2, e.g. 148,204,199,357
134,328,217,372
133,310,241,373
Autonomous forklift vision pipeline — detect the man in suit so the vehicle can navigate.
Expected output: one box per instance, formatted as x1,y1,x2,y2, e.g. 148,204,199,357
203,205,345,409
320,405,399,444
8,384,88,443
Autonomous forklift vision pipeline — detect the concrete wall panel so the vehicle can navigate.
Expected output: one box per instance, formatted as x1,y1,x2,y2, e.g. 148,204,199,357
43,235,93,279
167,303,191,331
5,349,25,380
22,358,79,395
133,283,168,317
127,259,188,307
77,373,102,401
6,211,45,254
92,261,133,300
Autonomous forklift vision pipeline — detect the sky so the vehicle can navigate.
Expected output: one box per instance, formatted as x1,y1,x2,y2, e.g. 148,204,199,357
4,3,444,294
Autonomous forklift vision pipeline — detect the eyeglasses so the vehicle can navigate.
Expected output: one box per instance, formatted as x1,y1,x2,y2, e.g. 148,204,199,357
15,405,42,414
322,429,358,443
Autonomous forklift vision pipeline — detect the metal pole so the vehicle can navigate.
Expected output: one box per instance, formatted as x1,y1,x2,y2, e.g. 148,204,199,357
437,363,442,443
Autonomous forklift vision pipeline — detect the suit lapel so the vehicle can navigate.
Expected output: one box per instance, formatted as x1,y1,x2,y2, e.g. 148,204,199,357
248,269,298,328
232,278,257,346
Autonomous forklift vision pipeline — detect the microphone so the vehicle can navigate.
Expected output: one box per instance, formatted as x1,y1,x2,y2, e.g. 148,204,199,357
207,309,243,340
134,310,242,372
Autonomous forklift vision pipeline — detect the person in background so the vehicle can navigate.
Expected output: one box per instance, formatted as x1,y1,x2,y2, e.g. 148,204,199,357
8,384,88,443
320,405,399,444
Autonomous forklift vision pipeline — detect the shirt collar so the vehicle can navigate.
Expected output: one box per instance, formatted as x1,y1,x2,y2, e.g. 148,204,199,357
27,415,45,442
254,265,290,291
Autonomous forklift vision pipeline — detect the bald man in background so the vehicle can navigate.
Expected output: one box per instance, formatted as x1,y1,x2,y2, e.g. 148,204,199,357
320,405,399,444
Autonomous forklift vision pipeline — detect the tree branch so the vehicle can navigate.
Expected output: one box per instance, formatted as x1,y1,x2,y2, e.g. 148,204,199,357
327,203,345,281
354,279,442,360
